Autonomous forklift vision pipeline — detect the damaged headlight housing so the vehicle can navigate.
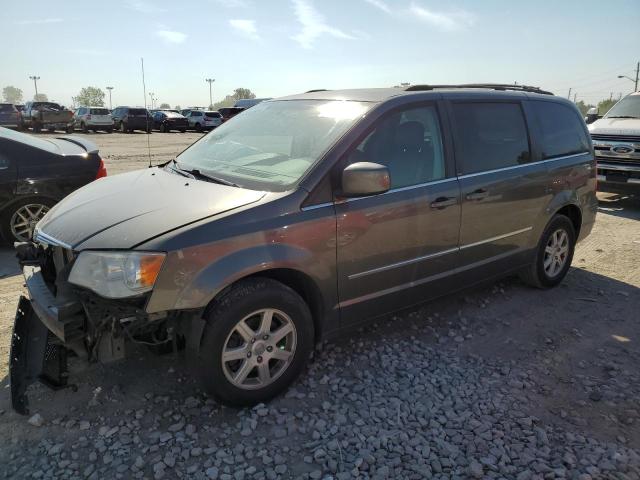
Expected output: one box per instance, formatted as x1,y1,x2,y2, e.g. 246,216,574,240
69,251,166,299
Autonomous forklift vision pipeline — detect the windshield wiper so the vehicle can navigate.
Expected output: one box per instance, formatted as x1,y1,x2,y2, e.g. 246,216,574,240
607,115,640,119
170,160,240,187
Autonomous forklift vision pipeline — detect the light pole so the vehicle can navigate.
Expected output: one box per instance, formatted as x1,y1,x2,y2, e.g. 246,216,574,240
106,86,114,110
149,92,156,109
205,78,215,108
29,75,40,97
618,62,639,92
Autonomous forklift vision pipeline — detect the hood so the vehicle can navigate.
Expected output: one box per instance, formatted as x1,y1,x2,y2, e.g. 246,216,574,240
588,117,640,136
36,167,265,250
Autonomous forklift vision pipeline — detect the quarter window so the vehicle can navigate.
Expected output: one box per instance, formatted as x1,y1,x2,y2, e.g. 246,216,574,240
347,105,446,188
452,102,530,175
530,101,589,159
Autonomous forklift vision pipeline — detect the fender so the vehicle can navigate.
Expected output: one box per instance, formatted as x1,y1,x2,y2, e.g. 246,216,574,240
146,242,334,314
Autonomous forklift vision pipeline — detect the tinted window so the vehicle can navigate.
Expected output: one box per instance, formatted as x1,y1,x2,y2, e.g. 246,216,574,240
452,102,530,175
0,104,16,112
205,112,222,118
347,105,445,188
90,108,109,115
129,108,147,115
531,101,590,159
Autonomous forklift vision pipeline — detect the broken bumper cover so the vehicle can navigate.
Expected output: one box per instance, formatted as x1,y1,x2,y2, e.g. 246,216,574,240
9,266,82,415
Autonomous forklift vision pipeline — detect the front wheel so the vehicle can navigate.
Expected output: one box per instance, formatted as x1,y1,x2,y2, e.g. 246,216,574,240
119,121,126,133
519,214,576,289
197,278,314,407
1,198,55,244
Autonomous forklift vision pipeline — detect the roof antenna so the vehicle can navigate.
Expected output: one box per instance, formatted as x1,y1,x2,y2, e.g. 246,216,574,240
141,57,152,168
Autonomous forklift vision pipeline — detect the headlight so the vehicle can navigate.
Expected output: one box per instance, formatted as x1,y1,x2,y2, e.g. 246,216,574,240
69,251,165,299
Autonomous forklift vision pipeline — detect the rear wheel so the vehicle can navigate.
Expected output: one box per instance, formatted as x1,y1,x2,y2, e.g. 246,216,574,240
179,128,186,133
197,278,314,407
119,121,126,133
160,123,167,133
1,198,55,244
195,122,202,132
81,122,88,133
519,214,576,289
106,127,113,134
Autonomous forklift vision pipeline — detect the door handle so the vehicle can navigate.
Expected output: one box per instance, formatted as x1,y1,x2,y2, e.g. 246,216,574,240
465,189,489,201
430,196,457,209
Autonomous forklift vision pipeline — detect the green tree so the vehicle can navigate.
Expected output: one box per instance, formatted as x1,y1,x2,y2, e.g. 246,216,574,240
75,86,105,107
174,105,181,110
575,100,594,116
2,86,23,104
159,102,171,109
212,87,256,110
597,98,617,116
34,93,48,102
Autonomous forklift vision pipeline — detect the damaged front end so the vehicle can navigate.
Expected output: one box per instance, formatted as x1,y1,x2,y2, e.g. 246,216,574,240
10,240,183,415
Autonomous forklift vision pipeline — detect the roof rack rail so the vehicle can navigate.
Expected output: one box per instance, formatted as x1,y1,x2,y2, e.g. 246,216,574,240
405,84,554,95
305,89,329,93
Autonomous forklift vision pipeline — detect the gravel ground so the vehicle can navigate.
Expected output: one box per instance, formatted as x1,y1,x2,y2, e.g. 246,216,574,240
0,133,639,479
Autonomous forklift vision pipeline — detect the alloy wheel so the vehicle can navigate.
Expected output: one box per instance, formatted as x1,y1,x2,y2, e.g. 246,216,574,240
10,203,50,242
221,309,297,390
543,228,569,278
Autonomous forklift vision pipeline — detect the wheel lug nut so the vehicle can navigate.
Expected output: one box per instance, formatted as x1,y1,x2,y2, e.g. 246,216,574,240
257,356,263,363
251,338,256,344
247,352,252,358
266,346,273,352
263,335,269,340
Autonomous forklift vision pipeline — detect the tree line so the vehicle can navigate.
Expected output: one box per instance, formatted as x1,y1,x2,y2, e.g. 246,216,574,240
2,85,256,110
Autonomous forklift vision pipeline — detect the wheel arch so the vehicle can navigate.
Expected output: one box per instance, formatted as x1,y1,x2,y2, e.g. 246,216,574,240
553,203,582,237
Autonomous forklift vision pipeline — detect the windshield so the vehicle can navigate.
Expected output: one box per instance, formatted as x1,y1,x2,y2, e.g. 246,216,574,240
176,100,371,191
604,95,640,119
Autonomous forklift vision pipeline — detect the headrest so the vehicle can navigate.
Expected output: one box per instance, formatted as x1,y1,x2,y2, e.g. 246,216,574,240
396,121,424,150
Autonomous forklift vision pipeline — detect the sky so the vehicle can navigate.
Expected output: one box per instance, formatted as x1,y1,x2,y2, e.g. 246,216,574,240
1,0,638,109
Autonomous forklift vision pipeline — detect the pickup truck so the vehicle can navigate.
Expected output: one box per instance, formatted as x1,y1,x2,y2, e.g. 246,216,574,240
588,92,640,193
21,101,74,133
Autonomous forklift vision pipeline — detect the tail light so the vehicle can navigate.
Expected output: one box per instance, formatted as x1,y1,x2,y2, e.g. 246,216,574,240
96,157,107,179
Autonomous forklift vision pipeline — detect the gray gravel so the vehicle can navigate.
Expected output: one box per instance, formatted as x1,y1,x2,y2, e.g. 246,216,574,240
2,327,639,479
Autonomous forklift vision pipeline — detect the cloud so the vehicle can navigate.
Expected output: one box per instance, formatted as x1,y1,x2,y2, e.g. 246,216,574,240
363,0,391,14
15,18,63,25
127,0,167,13
409,3,475,31
291,0,355,49
229,19,259,39
156,29,187,44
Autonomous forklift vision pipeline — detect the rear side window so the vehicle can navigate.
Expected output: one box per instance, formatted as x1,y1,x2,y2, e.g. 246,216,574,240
530,101,589,159
452,102,530,175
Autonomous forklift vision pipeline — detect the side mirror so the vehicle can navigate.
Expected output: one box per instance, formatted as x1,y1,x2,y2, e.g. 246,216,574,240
341,162,390,197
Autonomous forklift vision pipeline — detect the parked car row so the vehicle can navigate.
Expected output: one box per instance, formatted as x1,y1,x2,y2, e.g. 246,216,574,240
0,103,244,134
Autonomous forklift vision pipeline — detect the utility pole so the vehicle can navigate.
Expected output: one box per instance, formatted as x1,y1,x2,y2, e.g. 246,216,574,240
106,86,114,110
29,75,40,97
205,78,215,108
567,87,572,100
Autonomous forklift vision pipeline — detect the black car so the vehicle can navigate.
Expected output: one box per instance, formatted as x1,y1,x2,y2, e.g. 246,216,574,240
152,110,188,133
0,127,107,243
218,106,245,123
111,106,152,133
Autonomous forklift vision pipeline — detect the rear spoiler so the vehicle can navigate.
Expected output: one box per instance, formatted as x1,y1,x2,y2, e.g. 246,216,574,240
55,136,99,154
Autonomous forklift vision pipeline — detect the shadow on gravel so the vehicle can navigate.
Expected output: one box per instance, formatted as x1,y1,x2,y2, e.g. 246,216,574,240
597,192,640,220
0,247,20,278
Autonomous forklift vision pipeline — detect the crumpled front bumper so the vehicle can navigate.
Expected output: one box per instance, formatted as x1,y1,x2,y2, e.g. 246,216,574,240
9,260,83,415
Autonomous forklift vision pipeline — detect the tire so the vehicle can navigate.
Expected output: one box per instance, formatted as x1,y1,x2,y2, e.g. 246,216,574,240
179,129,186,133
160,123,167,133
1,197,56,244
106,128,113,134
33,122,42,133
197,278,314,407
66,125,74,134
81,122,88,133
519,214,576,289
119,121,126,133
195,123,202,132
47,128,55,133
